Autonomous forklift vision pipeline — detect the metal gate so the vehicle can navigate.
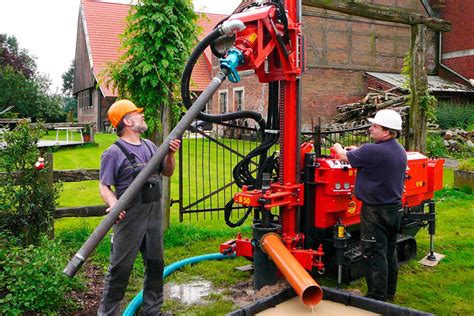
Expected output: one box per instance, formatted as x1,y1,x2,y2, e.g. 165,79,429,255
177,123,406,221
177,122,264,221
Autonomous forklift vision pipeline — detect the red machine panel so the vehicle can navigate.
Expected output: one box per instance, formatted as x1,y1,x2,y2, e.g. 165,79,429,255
313,158,361,229
312,153,444,229
404,152,428,199
428,158,445,192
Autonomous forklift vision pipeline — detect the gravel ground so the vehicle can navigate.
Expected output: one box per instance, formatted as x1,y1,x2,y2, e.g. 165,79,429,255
443,158,459,169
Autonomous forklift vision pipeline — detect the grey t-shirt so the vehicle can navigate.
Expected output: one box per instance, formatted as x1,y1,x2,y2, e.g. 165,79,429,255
99,138,160,198
346,138,407,205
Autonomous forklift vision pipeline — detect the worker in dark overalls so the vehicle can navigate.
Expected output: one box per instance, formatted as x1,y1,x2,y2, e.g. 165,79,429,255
332,109,407,301
98,99,180,315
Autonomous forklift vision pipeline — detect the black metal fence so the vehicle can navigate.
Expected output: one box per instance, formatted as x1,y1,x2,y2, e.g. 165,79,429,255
178,122,264,221
178,123,407,221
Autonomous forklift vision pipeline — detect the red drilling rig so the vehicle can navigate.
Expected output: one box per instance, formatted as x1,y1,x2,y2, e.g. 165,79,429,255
184,0,445,305
65,0,444,307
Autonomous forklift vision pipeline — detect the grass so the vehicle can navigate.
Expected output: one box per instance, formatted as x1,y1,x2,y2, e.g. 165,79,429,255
51,133,474,315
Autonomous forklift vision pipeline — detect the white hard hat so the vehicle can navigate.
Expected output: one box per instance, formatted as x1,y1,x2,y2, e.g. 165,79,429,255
368,109,402,130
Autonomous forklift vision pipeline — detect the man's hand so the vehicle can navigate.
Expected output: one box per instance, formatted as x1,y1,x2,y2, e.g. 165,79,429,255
332,143,349,162
169,139,181,153
332,143,344,153
345,145,358,151
106,207,126,224
162,139,180,177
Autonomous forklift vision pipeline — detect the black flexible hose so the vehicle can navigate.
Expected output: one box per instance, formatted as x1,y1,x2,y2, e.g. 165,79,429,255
180,17,281,228
224,198,253,228
181,27,224,112
180,24,267,134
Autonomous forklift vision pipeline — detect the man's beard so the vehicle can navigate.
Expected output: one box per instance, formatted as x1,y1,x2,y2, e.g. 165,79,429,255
131,120,148,133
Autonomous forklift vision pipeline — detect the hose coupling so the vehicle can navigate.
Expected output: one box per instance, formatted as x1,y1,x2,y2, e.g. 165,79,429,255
219,48,244,83
220,20,246,35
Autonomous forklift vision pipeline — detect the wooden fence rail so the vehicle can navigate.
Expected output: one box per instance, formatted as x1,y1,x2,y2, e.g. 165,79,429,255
53,169,99,182
52,167,106,218
55,205,107,218
0,154,105,221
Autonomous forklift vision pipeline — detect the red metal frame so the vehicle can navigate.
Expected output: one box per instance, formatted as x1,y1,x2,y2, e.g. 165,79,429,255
220,0,323,271
228,2,302,235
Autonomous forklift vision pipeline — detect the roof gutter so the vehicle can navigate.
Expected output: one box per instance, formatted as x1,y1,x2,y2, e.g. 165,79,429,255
421,0,435,18
424,0,473,87
438,33,473,86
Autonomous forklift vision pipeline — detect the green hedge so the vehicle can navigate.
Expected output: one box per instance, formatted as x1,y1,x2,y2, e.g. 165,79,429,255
436,102,474,130
0,233,84,314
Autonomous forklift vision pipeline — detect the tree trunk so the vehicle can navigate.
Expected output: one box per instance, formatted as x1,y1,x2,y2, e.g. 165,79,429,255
408,24,428,153
160,100,172,230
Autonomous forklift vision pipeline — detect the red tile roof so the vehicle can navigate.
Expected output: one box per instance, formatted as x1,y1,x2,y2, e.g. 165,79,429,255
80,0,227,96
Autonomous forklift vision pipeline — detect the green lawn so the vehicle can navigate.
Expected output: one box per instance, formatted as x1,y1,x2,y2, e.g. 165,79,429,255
52,133,474,315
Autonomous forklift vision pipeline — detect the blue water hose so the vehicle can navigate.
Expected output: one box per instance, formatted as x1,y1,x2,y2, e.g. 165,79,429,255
123,253,235,316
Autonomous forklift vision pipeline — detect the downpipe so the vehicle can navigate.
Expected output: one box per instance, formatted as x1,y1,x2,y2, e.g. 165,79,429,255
123,253,235,316
63,68,230,277
260,233,323,306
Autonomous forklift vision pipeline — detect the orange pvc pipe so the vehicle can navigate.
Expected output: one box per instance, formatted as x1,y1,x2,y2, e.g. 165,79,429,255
260,233,323,306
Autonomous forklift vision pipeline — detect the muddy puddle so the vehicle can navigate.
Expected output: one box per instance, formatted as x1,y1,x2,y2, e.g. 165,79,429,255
164,279,218,304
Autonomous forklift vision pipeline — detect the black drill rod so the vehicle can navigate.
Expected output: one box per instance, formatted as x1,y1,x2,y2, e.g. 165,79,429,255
64,69,229,277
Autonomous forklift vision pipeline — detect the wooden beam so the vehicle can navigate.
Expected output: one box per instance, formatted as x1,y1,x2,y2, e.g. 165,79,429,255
302,0,451,32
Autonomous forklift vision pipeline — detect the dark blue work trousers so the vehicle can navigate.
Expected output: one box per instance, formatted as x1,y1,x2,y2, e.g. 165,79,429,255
360,203,403,301
98,200,164,316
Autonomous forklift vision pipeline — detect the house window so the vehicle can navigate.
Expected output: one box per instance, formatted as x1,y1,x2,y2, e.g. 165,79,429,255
234,88,244,111
219,90,228,113
79,89,92,108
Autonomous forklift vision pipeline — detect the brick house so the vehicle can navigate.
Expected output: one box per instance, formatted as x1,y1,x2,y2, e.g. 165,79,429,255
75,0,473,131
430,0,474,86
73,0,226,130
211,0,473,131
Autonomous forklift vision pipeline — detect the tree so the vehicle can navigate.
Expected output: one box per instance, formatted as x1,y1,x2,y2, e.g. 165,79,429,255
61,60,74,96
103,0,199,228
103,0,199,143
62,60,77,120
0,33,36,79
0,34,66,122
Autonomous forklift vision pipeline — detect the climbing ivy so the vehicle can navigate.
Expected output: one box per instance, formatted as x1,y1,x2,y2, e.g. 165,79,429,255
401,53,437,121
103,0,199,142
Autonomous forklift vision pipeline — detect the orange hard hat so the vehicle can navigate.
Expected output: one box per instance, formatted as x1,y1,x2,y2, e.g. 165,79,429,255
108,99,143,128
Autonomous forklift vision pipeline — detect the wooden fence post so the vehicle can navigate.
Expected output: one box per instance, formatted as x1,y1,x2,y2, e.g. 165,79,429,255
44,152,55,238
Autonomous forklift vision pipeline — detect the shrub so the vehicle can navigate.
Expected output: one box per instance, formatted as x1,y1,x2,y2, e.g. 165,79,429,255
0,233,84,314
0,120,61,246
436,102,474,130
426,133,448,157
458,158,474,172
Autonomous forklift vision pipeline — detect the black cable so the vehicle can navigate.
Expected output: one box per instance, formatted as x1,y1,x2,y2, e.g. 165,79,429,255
224,198,253,228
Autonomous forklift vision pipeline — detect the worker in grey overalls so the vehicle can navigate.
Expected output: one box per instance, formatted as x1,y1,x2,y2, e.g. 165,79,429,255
98,99,180,315
332,109,407,302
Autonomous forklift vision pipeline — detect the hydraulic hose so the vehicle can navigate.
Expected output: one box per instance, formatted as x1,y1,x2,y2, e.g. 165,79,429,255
123,253,235,316
63,68,230,278
180,19,266,135
181,20,245,112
